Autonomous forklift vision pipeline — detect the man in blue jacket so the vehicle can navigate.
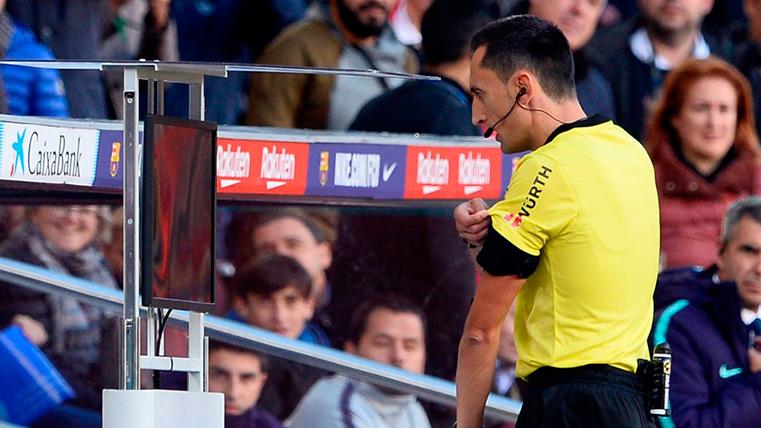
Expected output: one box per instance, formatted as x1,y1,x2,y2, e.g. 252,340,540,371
5,0,100,118
654,196,761,428
0,0,68,117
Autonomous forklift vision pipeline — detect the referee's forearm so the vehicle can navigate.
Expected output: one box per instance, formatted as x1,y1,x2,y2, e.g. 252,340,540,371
455,325,500,428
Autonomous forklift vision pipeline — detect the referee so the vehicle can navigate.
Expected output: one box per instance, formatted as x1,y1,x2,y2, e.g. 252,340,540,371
454,16,659,428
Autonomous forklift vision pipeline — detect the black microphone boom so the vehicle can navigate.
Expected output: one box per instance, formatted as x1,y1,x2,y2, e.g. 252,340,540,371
483,97,519,138
483,87,526,139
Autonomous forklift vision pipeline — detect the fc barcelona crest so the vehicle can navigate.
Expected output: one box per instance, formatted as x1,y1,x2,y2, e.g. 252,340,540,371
110,142,121,177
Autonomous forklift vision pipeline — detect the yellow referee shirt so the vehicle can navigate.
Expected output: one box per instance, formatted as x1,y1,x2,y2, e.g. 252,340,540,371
487,116,659,378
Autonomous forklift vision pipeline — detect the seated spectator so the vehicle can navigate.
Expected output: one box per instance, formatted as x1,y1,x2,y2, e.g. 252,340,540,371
208,340,282,428
231,254,325,420
351,0,492,136
598,0,638,27
345,2,488,393
508,0,616,119
345,2,489,396
99,0,178,118
100,206,123,288
100,0,177,62
249,209,334,316
0,0,68,117
389,0,432,47
588,0,717,140
6,0,109,118
645,57,761,269
232,254,319,342
286,295,431,428
653,196,761,428
246,0,419,130
730,0,761,135
0,206,118,423
228,208,336,344
704,0,746,39
0,205,24,243
330,207,475,395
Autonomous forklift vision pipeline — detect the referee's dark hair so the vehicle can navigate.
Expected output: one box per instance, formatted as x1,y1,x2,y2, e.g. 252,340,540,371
470,14,576,101
421,0,494,67
345,294,428,346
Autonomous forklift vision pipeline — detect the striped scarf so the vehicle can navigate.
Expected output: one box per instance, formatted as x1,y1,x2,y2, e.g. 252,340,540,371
5,223,117,364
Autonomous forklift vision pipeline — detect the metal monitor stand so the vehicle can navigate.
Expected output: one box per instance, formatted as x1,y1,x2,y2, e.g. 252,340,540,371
104,65,224,428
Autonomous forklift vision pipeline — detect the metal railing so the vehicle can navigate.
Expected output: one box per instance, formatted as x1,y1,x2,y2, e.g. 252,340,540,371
0,256,521,422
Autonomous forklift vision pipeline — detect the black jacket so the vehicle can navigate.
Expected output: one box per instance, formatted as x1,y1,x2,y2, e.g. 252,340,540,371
653,266,761,428
587,17,722,141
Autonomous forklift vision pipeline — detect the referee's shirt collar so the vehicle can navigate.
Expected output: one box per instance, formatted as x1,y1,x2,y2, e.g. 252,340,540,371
544,114,609,146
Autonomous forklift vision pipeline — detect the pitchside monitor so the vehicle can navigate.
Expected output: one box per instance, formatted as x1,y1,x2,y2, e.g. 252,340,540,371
141,115,216,312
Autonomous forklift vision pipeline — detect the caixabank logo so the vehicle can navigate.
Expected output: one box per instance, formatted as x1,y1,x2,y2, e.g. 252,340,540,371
0,122,99,186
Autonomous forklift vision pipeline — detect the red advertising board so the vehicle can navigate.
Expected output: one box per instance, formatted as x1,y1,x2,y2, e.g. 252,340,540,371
216,138,309,196
403,146,503,199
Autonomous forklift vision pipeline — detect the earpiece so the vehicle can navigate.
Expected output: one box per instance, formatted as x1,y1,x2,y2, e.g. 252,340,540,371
483,87,528,139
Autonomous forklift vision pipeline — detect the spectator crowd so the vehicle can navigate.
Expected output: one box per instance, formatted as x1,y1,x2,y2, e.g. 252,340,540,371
1,0,761,427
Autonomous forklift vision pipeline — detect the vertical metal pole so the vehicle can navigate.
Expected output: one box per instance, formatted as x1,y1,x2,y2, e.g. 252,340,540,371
147,78,155,116
157,81,165,115
118,317,127,388
189,81,204,120
188,312,204,392
203,336,209,392
188,77,206,392
122,67,141,390
146,307,156,358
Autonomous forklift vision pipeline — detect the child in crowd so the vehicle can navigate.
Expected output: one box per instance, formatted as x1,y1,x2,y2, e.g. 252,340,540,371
231,254,324,420
208,340,281,428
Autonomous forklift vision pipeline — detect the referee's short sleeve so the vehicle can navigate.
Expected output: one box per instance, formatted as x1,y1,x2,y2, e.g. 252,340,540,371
479,154,577,272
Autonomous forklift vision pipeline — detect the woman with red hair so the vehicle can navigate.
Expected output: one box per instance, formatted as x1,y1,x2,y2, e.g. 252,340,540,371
646,57,761,269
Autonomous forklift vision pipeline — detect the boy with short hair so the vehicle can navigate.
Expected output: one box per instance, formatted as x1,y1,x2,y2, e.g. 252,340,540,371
232,254,315,341
208,340,281,428
230,254,324,420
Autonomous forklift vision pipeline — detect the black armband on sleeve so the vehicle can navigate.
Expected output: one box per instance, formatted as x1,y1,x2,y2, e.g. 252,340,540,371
476,225,539,278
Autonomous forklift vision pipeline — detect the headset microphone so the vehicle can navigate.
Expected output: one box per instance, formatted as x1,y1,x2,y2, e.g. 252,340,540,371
483,87,527,139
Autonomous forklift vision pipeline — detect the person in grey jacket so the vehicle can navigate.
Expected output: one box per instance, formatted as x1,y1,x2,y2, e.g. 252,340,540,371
286,295,431,428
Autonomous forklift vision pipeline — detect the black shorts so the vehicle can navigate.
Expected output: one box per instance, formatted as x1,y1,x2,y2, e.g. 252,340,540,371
516,364,653,428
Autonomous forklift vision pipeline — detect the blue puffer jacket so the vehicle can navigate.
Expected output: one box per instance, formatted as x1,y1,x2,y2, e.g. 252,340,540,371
653,266,761,428
1,20,69,117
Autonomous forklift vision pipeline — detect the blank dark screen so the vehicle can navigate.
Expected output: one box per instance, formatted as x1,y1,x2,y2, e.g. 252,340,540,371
148,121,214,308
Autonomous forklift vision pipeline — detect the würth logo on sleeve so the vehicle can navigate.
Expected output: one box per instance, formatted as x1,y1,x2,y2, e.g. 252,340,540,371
519,165,552,217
